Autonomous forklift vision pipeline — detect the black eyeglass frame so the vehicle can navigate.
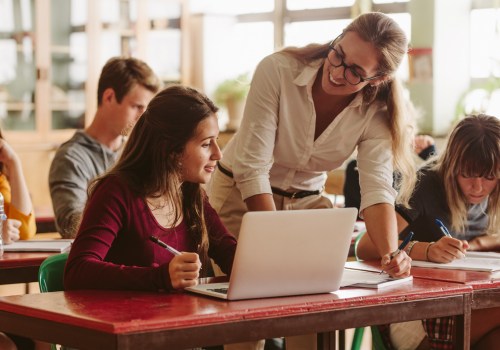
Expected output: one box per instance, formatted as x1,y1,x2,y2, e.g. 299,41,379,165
327,35,384,85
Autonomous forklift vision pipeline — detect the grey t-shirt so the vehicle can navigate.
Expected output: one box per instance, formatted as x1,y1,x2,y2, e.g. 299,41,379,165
396,169,488,242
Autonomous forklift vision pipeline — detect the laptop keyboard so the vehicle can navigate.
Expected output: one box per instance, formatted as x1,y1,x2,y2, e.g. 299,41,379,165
207,288,228,294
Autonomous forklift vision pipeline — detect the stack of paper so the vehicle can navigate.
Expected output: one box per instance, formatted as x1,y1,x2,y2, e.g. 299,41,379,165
3,239,73,253
340,269,413,289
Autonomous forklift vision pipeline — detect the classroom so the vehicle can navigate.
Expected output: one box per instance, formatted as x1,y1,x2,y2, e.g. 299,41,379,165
1,0,500,349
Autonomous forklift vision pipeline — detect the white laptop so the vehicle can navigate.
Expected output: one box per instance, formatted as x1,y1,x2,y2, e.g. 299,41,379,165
185,208,358,300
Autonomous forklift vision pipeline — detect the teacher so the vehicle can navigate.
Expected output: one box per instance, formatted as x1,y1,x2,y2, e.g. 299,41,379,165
209,11,416,350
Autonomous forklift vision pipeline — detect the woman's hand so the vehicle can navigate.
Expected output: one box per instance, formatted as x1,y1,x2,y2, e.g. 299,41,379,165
2,219,21,245
467,235,500,251
427,237,469,263
381,250,412,278
413,135,435,155
168,252,202,289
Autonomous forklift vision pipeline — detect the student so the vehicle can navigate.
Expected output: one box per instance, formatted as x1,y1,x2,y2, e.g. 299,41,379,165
0,132,36,244
208,12,415,350
49,57,161,238
357,114,500,350
0,134,38,350
64,85,237,292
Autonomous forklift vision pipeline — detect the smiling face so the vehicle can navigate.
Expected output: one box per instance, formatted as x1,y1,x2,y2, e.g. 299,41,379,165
181,114,222,184
321,31,387,96
456,174,499,205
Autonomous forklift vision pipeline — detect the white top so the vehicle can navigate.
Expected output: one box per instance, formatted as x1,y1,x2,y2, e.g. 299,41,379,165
221,52,397,217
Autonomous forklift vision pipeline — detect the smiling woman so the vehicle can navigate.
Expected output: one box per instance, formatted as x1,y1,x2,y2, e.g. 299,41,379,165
207,12,416,350
63,85,237,294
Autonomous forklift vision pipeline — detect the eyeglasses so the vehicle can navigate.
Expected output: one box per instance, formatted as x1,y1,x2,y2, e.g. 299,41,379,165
326,35,383,85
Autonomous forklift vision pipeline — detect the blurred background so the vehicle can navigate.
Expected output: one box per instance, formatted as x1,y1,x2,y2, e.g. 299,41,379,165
0,0,499,206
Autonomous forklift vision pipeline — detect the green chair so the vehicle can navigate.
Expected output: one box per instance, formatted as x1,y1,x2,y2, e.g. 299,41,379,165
350,232,387,350
38,253,69,350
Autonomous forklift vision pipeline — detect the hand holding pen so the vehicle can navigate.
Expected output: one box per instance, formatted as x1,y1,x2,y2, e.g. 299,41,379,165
380,232,414,277
149,236,202,289
431,220,469,263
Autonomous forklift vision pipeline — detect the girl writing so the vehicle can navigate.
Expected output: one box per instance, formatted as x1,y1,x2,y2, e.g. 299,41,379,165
64,85,237,292
357,114,500,349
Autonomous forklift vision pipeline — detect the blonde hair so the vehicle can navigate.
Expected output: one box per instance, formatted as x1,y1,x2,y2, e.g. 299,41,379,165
280,12,415,206
428,114,500,235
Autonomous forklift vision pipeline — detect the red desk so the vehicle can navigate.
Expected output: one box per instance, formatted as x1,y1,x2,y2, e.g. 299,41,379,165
34,205,56,233
0,278,472,350
347,260,500,313
0,252,57,285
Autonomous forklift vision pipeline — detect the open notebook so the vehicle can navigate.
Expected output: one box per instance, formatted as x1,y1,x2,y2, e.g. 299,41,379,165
340,269,413,289
412,258,500,272
3,239,73,253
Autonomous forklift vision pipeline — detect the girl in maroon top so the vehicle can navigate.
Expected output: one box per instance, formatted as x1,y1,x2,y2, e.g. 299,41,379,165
64,85,237,292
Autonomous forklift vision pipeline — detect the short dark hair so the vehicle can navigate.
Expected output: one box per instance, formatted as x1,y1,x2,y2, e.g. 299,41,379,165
97,57,162,105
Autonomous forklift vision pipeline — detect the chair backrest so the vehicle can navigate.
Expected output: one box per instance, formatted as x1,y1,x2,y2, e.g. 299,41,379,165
38,253,69,293
354,231,365,262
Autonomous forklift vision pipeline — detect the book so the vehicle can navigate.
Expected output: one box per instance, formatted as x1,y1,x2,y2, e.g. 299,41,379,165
340,269,413,289
411,258,500,272
3,239,73,253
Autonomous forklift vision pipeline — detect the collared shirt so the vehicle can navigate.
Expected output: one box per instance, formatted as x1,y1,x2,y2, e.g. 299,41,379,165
221,52,397,217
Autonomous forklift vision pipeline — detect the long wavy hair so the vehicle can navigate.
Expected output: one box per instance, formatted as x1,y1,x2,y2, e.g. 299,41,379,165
430,114,500,235
280,12,415,206
85,85,219,276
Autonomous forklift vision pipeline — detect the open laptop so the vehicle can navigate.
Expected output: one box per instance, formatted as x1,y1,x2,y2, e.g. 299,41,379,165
185,207,358,300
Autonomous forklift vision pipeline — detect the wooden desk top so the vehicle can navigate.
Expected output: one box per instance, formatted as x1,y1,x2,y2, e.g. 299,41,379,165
0,277,471,334
0,252,57,269
347,260,500,289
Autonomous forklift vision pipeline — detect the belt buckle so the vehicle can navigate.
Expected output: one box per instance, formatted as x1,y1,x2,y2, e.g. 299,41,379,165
291,191,298,199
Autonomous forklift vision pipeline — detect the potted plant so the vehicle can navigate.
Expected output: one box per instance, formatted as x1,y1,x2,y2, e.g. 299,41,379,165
213,73,250,132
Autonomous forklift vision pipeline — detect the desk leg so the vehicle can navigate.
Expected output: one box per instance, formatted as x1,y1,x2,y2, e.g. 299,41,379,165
455,293,472,350
338,330,345,350
317,331,335,350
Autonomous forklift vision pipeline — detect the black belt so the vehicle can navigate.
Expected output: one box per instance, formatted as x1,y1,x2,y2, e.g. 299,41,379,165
217,162,322,199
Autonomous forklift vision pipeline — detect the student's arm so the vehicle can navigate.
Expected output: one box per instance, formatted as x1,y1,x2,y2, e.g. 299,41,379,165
0,140,32,216
49,153,89,238
467,235,500,251
232,55,281,204
64,178,176,292
358,212,468,263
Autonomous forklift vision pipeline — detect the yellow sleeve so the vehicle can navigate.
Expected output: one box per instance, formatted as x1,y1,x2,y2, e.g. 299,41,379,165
0,174,37,240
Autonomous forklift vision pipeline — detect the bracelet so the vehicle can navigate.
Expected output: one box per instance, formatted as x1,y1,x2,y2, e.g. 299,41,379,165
406,240,419,257
425,242,435,262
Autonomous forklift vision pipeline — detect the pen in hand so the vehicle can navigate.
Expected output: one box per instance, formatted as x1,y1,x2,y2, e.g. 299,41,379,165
436,219,465,260
380,231,414,274
149,236,202,269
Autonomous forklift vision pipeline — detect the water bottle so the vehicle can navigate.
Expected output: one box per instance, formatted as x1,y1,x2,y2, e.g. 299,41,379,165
0,192,5,257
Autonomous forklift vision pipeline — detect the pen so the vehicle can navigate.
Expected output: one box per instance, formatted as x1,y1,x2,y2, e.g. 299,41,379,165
149,236,203,269
380,231,414,274
436,219,465,259
435,219,452,238
149,236,181,256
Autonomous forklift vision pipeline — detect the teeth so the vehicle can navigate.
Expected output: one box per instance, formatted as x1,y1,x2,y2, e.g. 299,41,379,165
329,73,341,85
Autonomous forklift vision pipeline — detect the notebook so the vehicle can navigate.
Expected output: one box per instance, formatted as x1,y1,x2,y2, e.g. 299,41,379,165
412,258,500,272
340,269,413,289
186,208,358,300
3,239,73,253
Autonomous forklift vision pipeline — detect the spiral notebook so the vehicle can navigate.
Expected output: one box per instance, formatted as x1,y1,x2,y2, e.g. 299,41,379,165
3,239,73,253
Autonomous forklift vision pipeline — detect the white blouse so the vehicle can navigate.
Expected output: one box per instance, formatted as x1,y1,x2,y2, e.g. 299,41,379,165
221,52,397,217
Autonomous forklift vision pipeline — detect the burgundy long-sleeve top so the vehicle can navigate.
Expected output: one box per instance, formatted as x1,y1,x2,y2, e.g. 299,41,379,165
64,176,237,291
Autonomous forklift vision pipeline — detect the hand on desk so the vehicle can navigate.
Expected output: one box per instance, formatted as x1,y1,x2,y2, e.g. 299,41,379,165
467,235,500,252
169,252,202,289
381,251,411,278
2,219,21,245
428,237,468,263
